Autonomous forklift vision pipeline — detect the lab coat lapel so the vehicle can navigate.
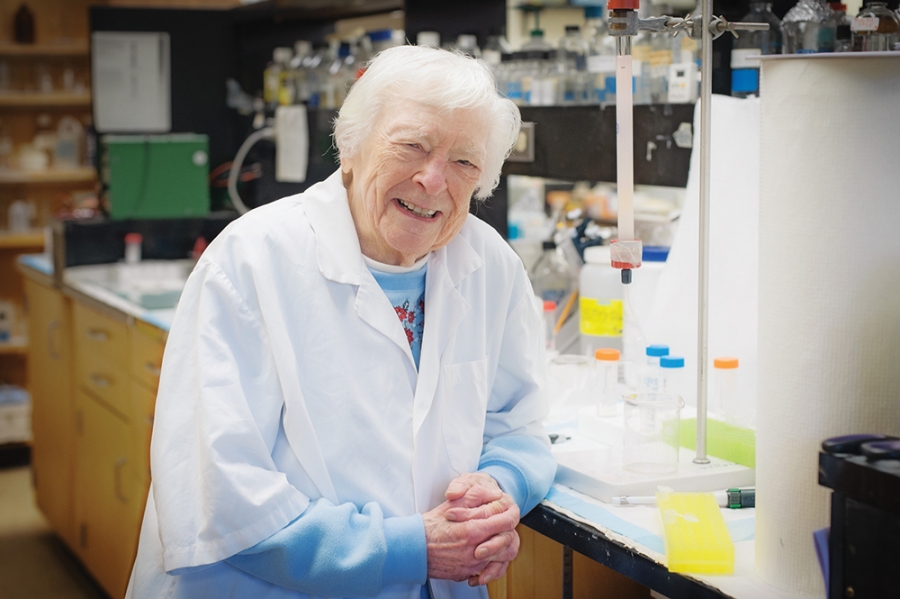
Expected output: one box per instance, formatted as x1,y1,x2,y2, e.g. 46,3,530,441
412,229,483,436
304,170,415,366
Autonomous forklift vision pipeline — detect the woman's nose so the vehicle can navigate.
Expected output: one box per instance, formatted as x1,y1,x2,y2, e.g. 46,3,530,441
413,155,448,196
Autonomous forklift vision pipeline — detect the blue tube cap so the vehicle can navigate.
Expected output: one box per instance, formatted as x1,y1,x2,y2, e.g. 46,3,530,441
646,344,670,357
660,356,685,368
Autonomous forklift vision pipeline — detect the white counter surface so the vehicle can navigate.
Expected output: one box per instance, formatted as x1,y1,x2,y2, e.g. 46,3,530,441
18,254,182,331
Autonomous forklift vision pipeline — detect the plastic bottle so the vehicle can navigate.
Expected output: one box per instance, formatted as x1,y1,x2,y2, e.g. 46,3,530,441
557,25,589,105
660,355,685,399
830,3,853,51
264,47,293,108
368,29,396,54
594,348,620,417
483,32,512,68
8,200,35,232
501,52,524,105
851,1,900,51
289,41,314,103
647,32,675,104
416,31,440,48
579,245,623,356
730,2,783,97
585,6,617,104
124,232,143,265
782,0,836,53
639,344,669,392
631,31,653,104
54,116,84,168
713,357,741,424
531,239,576,305
456,34,481,58
543,300,558,353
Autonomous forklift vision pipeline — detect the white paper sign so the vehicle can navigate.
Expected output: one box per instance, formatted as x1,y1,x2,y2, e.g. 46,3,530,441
92,32,171,133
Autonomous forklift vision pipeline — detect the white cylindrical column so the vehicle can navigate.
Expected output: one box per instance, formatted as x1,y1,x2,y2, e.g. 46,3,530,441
755,54,900,595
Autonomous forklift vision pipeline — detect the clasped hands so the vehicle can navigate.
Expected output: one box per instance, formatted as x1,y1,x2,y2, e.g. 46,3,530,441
423,472,520,587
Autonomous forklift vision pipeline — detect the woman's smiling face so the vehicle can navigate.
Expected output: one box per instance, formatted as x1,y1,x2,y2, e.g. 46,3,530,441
342,100,487,266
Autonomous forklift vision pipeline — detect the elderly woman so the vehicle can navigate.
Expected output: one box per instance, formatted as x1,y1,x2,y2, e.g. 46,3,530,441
126,45,556,599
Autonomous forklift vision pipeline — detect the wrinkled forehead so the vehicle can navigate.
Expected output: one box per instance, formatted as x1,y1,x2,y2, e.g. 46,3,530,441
375,100,489,160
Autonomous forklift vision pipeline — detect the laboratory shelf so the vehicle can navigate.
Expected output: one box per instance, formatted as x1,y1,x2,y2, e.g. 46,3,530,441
0,42,90,57
232,0,402,22
0,339,28,355
0,167,96,184
0,231,44,250
0,92,92,107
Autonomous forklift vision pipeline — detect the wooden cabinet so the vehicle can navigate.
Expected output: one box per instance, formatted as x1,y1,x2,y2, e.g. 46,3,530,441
24,276,76,548
73,387,141,598
70,300,151,598
488,526,650,599
26,269,167,599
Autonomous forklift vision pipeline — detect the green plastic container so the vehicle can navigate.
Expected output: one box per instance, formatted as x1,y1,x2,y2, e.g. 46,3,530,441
103,134,210,220
680,417,756,468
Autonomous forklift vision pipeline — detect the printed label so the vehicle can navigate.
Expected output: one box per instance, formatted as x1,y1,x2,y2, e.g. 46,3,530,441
579,297,623,337
730,48,761,69
852,16,879,32
649,49,673,67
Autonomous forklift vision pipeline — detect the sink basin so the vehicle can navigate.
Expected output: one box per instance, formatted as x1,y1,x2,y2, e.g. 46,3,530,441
66,260,195,311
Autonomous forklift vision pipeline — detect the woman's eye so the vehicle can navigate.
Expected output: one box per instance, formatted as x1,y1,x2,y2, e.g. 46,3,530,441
457,159,472,167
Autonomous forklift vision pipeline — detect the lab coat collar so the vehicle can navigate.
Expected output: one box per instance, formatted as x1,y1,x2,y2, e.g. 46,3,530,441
303,169,365,286
303,170,482,375
303,169,483,288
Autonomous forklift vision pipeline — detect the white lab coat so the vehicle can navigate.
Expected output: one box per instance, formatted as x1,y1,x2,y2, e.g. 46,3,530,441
126,170,551,599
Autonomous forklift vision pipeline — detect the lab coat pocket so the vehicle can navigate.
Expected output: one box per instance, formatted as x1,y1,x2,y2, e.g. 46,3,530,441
440,358,490,475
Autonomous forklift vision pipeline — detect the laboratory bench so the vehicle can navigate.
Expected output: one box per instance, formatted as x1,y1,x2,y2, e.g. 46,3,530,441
18,253,172,599
18,254,801,599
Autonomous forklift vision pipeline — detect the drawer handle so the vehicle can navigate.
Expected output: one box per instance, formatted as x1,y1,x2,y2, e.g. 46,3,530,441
47,320,61,361
114,457,128,503
89,374,111,388
87,328,109,342
144,362,162,377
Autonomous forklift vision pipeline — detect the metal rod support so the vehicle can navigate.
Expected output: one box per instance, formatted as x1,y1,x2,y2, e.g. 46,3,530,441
694,0,713,465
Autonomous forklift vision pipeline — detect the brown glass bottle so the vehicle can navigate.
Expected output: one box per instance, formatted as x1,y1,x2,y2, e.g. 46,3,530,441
14,4,35,44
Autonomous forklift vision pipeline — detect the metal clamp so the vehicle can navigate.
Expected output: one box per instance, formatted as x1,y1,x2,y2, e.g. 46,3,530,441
609,9,640,36
709,16,771,39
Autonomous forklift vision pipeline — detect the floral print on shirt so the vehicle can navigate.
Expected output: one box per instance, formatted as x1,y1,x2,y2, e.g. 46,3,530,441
393,294,425,352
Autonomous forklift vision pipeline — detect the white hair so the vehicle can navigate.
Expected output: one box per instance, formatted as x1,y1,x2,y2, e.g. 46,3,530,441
333,44,521,200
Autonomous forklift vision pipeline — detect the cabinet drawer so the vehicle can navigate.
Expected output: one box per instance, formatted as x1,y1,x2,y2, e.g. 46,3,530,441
73,303,128,372
130,321,166,391
77,349,130,421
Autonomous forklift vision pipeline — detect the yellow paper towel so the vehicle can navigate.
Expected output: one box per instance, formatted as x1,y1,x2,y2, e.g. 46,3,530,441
756,54,900,595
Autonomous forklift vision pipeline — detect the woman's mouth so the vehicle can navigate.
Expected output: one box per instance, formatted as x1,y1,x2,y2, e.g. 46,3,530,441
397,199,437,219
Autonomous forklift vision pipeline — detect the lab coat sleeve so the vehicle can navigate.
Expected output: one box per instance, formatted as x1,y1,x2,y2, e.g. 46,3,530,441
480,287,556,514
151,260,310,571
478,435,556,515
225,499,427,596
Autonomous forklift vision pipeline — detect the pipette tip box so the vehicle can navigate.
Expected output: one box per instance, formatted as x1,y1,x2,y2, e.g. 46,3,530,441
656,489,735,574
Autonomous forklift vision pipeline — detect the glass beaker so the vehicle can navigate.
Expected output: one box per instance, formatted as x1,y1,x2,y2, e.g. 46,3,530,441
623,392,684,474
548,354,592,421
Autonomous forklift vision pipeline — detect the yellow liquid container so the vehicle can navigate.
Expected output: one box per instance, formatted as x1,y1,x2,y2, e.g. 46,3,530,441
656,489,735,574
